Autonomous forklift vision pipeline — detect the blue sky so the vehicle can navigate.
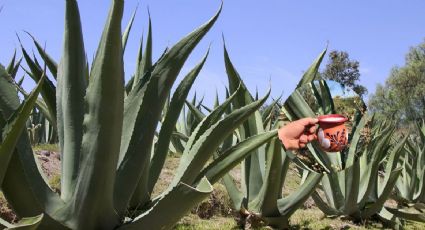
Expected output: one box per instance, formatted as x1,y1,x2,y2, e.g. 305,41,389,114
1,0,424,105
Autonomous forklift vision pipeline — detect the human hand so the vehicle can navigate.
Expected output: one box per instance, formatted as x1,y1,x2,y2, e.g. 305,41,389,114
278,118,318,151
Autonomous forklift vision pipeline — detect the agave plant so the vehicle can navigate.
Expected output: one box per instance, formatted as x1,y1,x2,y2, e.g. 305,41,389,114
0,1,280,229
386,121,425,223
284,79,407,227
192,43,324,229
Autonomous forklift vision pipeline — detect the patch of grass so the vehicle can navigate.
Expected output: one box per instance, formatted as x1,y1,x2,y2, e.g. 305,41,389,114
48,173,61,194
32,143,60,152
175,214,238,230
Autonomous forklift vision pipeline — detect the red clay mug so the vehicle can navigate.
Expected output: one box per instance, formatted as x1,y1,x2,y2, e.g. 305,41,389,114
317,114,348,152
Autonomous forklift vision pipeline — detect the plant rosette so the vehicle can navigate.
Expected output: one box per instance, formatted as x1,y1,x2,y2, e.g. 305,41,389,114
317,114,348,152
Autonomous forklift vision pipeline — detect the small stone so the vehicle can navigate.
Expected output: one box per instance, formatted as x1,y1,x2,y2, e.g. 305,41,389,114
40,150,50,157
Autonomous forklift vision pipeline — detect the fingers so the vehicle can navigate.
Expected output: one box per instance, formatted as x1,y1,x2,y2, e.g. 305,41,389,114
299,117,319,126
299,134,317,144
308,125,317,134
299,135,308,143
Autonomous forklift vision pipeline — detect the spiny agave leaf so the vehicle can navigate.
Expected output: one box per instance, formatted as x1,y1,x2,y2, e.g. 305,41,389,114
122,5,137,52
132,12,152,90
345,113,368,168
277,172,322,216
248,137,284,215
224,41,267,200
14,82,57,129
118,177,213,230
222,174,245,210
25,32,58,79
6,50,16,74
380,136,408,194
343,161,361,214
296,48,327,88
311,191,340,216
199,131,277,184
148,49,209,193
6,51,22,80
18,40,57,120
183,84,240,156
16,75,25,86
319,80,334,114
321,172,345,210
261,96,281,122
174,90,270,186
67,0,124,228
9,58,22,79
214,89,220,108
0,73,44,185
262,97,281,130
125,75,135,95
185,100,206,122
115,4,222,216
283,89,316,119
387,207,425,223
361,168,402,219
57,0,87,202
0,214,43,230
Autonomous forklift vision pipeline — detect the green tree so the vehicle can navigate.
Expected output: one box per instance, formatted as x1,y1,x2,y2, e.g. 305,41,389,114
322,50,368,97
369,39,425,125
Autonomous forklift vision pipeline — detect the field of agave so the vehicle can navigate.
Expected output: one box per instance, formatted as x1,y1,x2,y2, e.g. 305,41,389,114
1,0,425,229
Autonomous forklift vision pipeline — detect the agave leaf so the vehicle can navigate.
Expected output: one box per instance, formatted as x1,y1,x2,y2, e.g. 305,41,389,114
387,207,425,223
122,5,137,52
114,5,221,215
182,85,239,156
6,51,21,79
148,49,209,193
343,161,361,215
261,96,281,129
132,12,152,90
277,172,322,216
6,50,16,75
118,177,213,230
361,168,402,219
15,82,56,128
57,0,87,202
0,214,43,230
358,128,394,206
311,192,340,216
296,48,327,88
199,131,277,184
174,90,270,186
377,207,403,229
345,114,368,168
319,80,334,114
222,174,245,210
66,0,124,228
19,41,57,118
0,73,44,185
249,137,283,216
25,32,58,79
380,135,408,195
321,172,346,211
184,100,205,123
224,41,266,201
